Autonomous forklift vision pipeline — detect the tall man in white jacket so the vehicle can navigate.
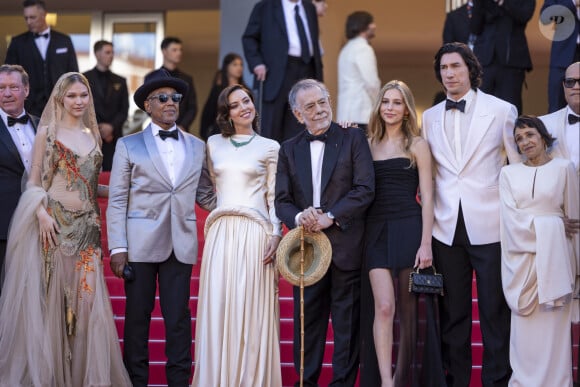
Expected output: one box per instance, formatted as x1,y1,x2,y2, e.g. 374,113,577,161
336,11,380,132
422,42,520,387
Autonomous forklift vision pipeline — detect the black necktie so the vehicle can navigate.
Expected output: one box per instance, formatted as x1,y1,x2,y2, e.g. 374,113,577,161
568,114,580,125
305,131,327,142
7,115,29,126
294,5,311,64
34,32,49,39
159,130,179,141
445,99,466,112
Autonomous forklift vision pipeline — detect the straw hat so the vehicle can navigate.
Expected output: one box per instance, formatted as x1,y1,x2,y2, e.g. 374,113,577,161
277,227,332,287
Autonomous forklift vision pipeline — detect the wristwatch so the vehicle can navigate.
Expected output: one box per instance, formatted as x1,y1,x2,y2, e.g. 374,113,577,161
326,211,338,226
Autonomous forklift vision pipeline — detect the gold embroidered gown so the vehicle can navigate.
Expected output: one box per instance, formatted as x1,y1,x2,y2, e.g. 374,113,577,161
192,134,282,387
0,140,131,387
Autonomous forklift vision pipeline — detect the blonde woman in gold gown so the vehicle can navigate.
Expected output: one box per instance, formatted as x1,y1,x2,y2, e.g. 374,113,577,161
0,72,131,386
192,84,282,387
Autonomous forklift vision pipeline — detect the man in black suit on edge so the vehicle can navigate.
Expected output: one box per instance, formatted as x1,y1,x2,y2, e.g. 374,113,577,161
275,79,375,386
5,0,78,117
243,0,323,142
0,65,39,292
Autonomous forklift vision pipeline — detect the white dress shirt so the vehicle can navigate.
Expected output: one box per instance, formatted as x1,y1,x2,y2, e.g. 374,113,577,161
34,27,50,60
294,136,325,226
282,0,314,58
443,89,476,163
0,109,35,172
151,123,186,185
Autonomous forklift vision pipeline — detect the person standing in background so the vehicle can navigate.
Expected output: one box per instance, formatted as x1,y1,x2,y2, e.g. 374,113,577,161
145,37,198,132
242,0,323,142
0,64,38,293
470,0,535,114
443,1,476,49
4,0,78,117
336,11,381,133
540,0,580,113
199,53,247,141
84,40,129,171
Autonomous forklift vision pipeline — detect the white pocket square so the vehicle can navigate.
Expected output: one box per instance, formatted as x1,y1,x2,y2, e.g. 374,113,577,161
55,47,68,54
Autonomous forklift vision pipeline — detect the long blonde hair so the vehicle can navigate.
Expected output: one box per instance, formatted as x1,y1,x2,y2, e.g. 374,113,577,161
368,80,420,165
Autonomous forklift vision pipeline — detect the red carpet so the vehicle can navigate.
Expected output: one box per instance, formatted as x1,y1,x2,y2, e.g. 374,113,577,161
99,172,578,386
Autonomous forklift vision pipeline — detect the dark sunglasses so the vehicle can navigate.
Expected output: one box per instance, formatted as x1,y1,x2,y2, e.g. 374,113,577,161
563,78,580,88
148,93,183,103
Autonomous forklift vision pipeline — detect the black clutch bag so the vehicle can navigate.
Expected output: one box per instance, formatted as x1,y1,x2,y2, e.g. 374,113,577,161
408,266,444,296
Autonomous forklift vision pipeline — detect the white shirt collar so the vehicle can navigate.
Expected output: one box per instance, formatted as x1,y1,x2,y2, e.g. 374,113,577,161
0,108,27,126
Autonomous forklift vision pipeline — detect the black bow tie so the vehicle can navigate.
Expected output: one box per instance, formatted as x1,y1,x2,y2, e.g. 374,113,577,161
305,131,328,142
568,114,580,125
7,115,29,126
34,32,49,39
159,129,179,141
445,99,466,112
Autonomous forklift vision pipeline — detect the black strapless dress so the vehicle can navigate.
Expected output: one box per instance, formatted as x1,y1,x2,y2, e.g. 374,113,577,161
365,157,422,271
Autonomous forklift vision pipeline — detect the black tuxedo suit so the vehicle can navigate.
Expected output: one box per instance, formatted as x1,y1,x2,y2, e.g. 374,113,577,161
0,113,38,289
243,0,323,142
443,3,472,44
84,68,129,171
471,0,534,113
275,124,374,385
542,0,580,112
5,30,78,117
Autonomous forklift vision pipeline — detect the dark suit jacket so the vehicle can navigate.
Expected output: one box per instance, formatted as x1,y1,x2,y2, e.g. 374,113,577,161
242,0,323,102
0,113,38,240
5,30,78,117
471,0,534,70
83,68,129,140
145,67,198,130
541,0,580,68
443,3,471,44
275,124,375,271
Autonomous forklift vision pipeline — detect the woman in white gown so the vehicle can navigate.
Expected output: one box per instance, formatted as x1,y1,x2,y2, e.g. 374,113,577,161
499,115,579,387
192,84,282,387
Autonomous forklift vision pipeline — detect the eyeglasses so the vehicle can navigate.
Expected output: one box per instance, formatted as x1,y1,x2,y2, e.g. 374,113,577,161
147,93,183,103
563,78,580,88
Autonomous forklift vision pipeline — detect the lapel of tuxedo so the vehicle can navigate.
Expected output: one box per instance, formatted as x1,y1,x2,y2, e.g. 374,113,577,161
173,131,195,188
142,126,173,186
274,0,289,38
0,119,25,169
28,113,39,133
321,124,341,194
294,134,313,205
304,2,319,47
461,92,494,172
432,104,460,171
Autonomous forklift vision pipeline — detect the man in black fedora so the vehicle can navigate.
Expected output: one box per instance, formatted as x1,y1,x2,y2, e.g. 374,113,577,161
107,70,215,387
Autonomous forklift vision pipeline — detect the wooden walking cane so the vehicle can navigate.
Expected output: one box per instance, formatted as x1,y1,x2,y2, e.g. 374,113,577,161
299,225,305,387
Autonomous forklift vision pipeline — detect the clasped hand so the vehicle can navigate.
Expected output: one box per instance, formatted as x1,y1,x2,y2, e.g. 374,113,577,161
298,207,333,233
37,206,60,248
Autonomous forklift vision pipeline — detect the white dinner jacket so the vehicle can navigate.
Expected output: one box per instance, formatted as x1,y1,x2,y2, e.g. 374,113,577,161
422,89,520,245
107,125,215,264
336,36,381,124
540,106,580,176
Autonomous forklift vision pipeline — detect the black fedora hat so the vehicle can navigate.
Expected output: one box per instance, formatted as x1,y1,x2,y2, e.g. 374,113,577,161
134,69,188,111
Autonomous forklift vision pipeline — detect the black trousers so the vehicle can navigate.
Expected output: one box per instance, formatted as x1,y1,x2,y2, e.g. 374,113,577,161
480,63,525,115
293,263,361,387
432,206,511,387
261,56,315,143
123,253,193,387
